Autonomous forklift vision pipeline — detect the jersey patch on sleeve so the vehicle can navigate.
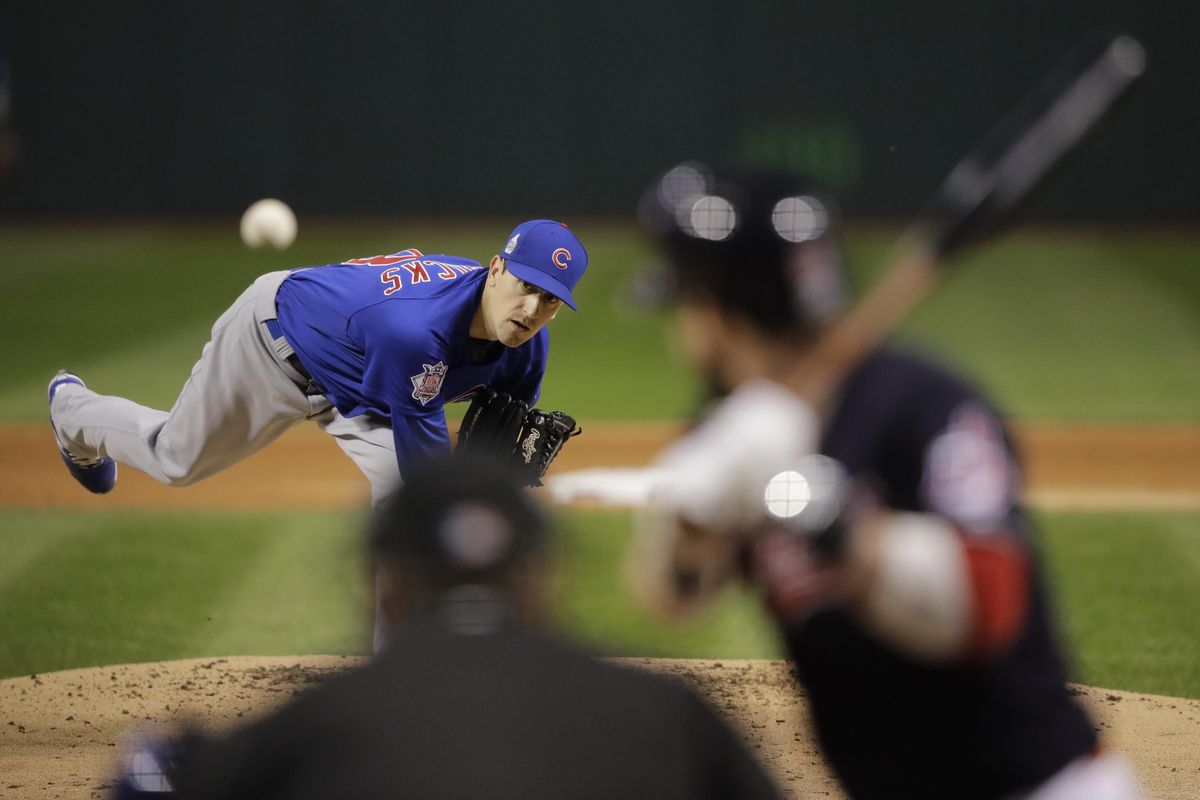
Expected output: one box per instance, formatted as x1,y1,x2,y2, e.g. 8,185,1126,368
921,402,1018,531
410,361,449,406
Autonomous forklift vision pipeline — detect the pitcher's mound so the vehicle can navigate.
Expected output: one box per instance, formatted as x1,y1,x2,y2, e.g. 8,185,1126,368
1,656,1197,799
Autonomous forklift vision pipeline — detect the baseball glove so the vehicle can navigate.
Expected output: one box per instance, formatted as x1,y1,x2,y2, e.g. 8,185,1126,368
456,389,581,487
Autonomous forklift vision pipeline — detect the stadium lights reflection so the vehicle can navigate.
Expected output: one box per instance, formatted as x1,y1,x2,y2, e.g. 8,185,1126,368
690,195,738,241
771,195,828,243
764,469,811,518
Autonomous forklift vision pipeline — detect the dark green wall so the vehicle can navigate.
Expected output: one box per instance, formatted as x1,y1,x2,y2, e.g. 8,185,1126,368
0,2,1193,218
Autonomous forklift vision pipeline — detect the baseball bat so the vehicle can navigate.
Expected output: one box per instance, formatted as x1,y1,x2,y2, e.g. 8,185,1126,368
618,35,1147,618
793,33,1146,407
547,35,1146,512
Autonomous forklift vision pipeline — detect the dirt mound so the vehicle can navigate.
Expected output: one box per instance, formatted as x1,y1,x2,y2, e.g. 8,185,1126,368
1,656,1197,799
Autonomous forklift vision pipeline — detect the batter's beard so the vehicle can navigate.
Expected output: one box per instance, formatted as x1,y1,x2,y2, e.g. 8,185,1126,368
700,370,732,403
679,373,731,434
695,352,738,408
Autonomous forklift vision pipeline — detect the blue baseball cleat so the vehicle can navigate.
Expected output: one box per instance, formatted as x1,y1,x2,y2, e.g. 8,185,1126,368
48,370,117,494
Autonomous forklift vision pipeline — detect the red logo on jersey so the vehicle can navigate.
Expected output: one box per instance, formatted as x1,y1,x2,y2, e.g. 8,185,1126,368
403,262,431,283
551,248,572,270
923,403,1014,529
381,268,403,295
447,384,487,404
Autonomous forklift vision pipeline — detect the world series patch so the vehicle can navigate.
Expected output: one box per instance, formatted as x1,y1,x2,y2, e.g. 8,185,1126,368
410,361,448,406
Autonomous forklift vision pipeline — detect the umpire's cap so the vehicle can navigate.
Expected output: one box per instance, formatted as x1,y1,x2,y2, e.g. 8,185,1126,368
640,162,848,337
370,455,548,581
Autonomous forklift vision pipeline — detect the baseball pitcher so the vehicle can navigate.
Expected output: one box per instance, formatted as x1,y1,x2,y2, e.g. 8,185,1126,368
47,220,587,502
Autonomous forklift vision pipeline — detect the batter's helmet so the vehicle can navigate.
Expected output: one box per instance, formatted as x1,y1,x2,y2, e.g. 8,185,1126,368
640,162,849,338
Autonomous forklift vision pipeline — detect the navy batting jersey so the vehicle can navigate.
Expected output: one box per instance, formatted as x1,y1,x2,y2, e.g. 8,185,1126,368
793,348,1096,800
273,250,547,469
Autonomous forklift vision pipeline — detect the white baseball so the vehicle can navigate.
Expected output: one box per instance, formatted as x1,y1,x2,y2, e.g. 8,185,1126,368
239,198,297,251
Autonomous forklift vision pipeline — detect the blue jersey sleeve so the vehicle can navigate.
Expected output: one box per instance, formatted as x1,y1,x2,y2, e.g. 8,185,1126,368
390,410,451,470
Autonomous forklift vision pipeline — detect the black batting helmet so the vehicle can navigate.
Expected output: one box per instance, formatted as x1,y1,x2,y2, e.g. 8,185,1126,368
640,162,849,338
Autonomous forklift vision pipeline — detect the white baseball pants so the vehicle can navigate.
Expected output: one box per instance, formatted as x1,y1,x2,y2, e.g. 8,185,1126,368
49,270,403,504
1007,751,1141,800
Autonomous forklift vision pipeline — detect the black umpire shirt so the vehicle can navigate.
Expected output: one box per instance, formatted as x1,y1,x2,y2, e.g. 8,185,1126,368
794,347,1097,800
170,628,781,800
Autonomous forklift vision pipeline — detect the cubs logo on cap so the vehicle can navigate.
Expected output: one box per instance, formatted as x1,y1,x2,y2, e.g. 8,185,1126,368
499,220,588,310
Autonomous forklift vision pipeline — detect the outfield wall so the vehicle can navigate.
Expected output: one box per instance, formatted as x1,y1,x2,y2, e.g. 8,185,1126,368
0,2,1192,218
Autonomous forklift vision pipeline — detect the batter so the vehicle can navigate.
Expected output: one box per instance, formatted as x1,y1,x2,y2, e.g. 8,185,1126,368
635,166,1138,800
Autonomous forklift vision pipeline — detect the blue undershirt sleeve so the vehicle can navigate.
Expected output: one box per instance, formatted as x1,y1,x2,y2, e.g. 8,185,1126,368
505,369,543,406
497,330,548,406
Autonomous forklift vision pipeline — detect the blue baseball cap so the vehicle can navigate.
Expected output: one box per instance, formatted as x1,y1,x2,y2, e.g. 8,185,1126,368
499,219,588,310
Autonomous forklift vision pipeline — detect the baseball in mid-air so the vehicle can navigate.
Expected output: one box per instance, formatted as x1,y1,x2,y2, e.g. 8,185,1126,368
240,198,297,251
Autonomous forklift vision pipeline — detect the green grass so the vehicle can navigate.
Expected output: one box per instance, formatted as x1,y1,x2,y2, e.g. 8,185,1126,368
0,222,1197,421
0,509,370,675
2,506,1198,700
0,507,779,679
1038,510,1200,698
882,232,1200,420
555,510,781,660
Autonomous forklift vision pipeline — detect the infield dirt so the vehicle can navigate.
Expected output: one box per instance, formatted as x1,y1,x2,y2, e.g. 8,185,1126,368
2,421,1198,511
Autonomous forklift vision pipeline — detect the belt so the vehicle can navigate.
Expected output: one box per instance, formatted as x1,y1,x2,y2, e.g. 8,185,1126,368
264,318,315,385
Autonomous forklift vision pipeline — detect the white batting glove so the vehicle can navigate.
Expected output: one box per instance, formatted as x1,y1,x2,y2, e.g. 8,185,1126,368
652,380,820,535
629,380,819,619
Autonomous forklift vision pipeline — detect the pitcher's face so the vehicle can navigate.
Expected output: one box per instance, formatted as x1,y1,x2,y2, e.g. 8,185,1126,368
483,257,562,347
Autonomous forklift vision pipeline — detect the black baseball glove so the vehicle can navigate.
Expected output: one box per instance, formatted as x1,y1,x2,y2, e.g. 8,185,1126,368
456,389,581,487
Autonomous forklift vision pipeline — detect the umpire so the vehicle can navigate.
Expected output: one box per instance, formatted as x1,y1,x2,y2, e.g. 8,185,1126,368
634,165,1141,800
140,456,780,800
